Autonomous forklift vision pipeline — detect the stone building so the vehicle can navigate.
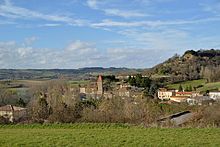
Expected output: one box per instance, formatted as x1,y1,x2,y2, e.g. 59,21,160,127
0,105,27,122
79,75,104,99
118,87,131,97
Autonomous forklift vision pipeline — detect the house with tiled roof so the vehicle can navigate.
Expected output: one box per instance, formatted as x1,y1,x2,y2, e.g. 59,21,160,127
175,92,193,97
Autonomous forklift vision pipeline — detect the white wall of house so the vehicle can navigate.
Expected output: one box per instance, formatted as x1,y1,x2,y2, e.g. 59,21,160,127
80,87,86,94
209,92,220,100
158,91,174,100
0,109,27,122
187,98,196,105
170,97,187,103
119,91,130,97
0,111,13,122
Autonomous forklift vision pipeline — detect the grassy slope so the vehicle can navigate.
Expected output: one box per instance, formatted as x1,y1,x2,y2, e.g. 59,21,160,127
0,124,220,147
167,79,220,92
167,79,206,90
197,82,220,92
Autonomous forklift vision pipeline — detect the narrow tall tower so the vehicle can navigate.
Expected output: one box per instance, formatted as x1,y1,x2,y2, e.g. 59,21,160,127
97,75,103,95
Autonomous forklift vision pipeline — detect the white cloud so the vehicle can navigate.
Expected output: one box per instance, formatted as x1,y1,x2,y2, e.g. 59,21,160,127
117,26,220,54
24,36,38,45
86,0,148,18
92,17,220,28
92,19,143,27
0,39,178,68
17,47,33,58
66,40,93,51
38,23,62,27
86,0,99,9
1,36,219,69
104,9,148,18
0,0,87,26
0,40,101,68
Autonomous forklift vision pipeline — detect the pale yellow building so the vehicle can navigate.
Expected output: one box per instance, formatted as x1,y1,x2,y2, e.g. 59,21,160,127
158,88,175,100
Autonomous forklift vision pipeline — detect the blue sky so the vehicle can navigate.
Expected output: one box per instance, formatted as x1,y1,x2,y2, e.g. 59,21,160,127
0,0,220,69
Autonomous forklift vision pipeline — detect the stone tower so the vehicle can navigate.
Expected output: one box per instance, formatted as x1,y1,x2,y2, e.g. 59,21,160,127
97,75,103,95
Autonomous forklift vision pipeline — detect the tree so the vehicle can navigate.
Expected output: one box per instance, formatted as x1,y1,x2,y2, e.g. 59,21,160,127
178,85,183,92
129,77,136,86
141,77,151,88
149,83,158,97
185,86,189,92
30,97,49,122
128,75,132,82
135,74,143,87
17,98,26,107
28,79,81,123
189,85,193,91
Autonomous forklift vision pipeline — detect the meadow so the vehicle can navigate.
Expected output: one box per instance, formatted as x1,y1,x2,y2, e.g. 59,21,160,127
0,124,220,147
69,80,90,87
167,79,206,89
167,79,220,92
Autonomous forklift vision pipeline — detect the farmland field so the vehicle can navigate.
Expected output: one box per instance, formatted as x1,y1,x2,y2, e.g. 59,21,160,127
167,79,206,90
69,80,90,87
167,79,220,92
0,124,220,147
197,82,220,92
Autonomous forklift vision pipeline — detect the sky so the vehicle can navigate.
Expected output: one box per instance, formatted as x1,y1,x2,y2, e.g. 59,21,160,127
0,0,220,69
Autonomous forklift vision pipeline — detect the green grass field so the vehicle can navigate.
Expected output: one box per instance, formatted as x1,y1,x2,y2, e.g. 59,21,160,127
197,82,220,92
0,124,220,147
167,79,220,92
69,80,90,87
167,79,206,90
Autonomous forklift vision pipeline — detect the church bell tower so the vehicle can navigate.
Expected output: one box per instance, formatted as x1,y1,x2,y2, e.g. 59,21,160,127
97,75,103,95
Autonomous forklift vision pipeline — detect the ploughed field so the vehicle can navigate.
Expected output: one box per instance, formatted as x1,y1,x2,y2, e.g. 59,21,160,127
0,124,220,147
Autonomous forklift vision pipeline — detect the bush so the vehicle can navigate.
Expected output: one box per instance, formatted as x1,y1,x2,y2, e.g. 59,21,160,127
0,116,10,124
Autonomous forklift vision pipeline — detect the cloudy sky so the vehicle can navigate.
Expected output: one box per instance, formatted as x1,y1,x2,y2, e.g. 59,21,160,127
0,0,220,69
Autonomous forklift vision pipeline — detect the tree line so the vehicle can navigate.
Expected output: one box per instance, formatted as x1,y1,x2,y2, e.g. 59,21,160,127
128,74,159,97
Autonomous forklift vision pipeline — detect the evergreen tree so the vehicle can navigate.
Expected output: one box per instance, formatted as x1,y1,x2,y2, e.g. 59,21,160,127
185,86,189,92
140,77,151,88
189,85,193,91
129,77,136,86
128,75,132,83
178,84,183,92
135,74,142,87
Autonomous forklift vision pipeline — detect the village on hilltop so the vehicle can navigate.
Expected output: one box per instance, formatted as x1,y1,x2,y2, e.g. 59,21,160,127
0,74,220,123
77,75,220,106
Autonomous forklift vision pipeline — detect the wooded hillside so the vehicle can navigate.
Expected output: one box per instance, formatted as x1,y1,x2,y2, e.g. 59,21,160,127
153,49,220,83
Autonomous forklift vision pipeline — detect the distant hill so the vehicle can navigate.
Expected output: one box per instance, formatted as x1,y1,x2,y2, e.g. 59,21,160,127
0,68,140,80
1,49,220,81
152,49,220,83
